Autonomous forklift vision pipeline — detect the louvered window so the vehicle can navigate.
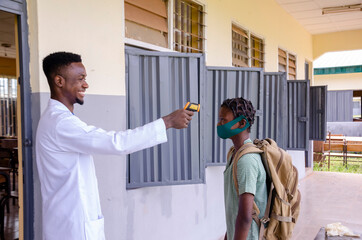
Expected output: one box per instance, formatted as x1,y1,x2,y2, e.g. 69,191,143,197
232,25,249,67
173,0,205,53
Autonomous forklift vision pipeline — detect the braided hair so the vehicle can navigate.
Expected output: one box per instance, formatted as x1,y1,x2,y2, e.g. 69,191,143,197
221,97,256,132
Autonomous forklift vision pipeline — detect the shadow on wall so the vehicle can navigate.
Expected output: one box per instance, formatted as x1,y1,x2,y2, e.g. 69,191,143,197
327,122,362,137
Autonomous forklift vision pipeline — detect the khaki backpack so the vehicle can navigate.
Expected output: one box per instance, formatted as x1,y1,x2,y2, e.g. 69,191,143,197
227,138,301,240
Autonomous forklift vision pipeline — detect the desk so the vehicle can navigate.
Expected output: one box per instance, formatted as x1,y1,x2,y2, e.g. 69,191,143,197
0,139,17,149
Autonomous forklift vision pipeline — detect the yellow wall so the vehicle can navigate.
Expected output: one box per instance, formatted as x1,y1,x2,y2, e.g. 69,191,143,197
206,0,313,79
313,29,362,59
314,72,362,91
27,0,126,96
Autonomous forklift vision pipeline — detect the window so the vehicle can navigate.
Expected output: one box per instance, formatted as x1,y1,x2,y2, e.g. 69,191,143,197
232,25,249,67
0,75,17,137
278,48,296,80
353,97,361,119
231,24,264,68
251,35,264,68
124,0,169,48
173,0,205,53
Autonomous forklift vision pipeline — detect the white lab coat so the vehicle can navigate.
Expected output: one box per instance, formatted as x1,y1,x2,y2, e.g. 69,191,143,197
36,99,167,240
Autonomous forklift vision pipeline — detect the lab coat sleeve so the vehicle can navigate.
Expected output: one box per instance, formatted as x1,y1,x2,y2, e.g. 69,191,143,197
54,115,168,155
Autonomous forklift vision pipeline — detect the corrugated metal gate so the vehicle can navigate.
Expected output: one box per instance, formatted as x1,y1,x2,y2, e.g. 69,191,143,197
125,48,324,186
126,48,204,188
203,67,264,165
287,80,310,150
310,86,327,141
327,90,353,122
263,72,288,150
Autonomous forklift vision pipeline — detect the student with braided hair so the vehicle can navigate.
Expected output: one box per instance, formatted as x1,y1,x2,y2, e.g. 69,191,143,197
217,97,267,240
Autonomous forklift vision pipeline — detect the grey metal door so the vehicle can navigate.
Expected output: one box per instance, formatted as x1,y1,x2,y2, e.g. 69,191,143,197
203,67,264,165
287,80,310,150
125,47,204,188
263,72,288,150
310,86,327,141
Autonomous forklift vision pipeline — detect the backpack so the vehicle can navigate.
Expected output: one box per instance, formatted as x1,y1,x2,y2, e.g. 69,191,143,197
227,138,301,240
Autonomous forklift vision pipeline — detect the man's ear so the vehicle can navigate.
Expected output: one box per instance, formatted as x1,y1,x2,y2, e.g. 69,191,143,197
54,75,64,88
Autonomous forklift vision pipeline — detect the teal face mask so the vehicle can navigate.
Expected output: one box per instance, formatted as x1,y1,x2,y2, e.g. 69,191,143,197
217,115,250,139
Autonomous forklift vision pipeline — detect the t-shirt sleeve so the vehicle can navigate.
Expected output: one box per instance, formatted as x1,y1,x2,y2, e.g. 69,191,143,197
236,153,260,196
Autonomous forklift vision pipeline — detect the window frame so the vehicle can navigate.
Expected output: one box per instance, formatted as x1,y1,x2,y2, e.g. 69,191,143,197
0,75,17,137
124,0,206,53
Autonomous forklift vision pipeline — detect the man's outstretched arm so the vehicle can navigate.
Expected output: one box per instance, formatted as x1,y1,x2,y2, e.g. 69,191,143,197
54,108,194,155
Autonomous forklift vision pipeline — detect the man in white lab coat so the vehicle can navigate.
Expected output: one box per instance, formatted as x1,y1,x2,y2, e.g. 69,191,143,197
36,52,194,240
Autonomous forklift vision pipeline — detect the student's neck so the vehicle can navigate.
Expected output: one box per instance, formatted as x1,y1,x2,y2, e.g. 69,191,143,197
51,95,74,113
232,133,250,152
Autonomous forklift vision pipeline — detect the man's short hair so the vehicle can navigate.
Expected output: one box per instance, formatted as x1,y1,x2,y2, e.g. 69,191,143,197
42,52,82,86
221,97,256,132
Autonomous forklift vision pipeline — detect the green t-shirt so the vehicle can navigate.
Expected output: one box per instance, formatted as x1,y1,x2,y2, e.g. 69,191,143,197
224,139,267,240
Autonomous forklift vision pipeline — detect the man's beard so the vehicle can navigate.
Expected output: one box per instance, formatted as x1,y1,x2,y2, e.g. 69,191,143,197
76,98,84,105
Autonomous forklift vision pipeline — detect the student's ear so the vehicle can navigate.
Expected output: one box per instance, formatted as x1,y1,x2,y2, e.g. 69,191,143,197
54,75,64,88
239,119,246,128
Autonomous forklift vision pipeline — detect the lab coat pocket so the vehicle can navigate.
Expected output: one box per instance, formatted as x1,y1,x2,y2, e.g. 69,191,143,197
85,217,105,240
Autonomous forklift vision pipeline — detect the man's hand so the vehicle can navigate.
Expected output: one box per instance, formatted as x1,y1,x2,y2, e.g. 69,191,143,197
162,109,194,129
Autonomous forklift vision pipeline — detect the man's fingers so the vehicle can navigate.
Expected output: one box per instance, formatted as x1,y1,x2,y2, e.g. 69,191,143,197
185,110,194,116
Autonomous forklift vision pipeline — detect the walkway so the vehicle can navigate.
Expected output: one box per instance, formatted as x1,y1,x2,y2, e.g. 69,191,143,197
292,171,362,239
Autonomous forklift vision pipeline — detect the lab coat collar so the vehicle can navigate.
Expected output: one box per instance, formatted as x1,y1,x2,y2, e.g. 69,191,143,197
48,99,72,114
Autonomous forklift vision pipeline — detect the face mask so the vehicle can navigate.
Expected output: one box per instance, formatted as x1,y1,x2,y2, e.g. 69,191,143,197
217,115,250,139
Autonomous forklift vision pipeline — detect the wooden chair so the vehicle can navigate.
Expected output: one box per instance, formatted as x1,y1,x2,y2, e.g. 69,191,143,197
0,171,10,240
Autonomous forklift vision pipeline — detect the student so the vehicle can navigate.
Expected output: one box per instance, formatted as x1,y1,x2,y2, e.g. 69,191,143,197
36,51,194,240
217,97,267,240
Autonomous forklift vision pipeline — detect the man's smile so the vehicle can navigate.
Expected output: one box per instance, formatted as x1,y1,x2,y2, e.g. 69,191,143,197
78,90,85,97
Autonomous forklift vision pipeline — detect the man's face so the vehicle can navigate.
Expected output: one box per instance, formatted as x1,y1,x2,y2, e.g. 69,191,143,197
60,62,88,105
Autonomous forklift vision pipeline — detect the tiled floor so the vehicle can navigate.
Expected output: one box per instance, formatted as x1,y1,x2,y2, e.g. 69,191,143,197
291,171,362,239
3,198,19,240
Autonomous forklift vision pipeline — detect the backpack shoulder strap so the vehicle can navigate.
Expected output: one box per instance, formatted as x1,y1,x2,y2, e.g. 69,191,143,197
232,143,263,196
231,143,264,233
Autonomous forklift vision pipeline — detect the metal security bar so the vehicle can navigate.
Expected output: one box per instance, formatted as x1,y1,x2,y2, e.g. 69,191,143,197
173,0,205,53
125,47,204,188
310,86,327,141
0,75,17,137
203,67,264,165
287,80,310,150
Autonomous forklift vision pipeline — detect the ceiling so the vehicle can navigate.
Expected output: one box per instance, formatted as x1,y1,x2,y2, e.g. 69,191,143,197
0,10,16,59
275,0,362,34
